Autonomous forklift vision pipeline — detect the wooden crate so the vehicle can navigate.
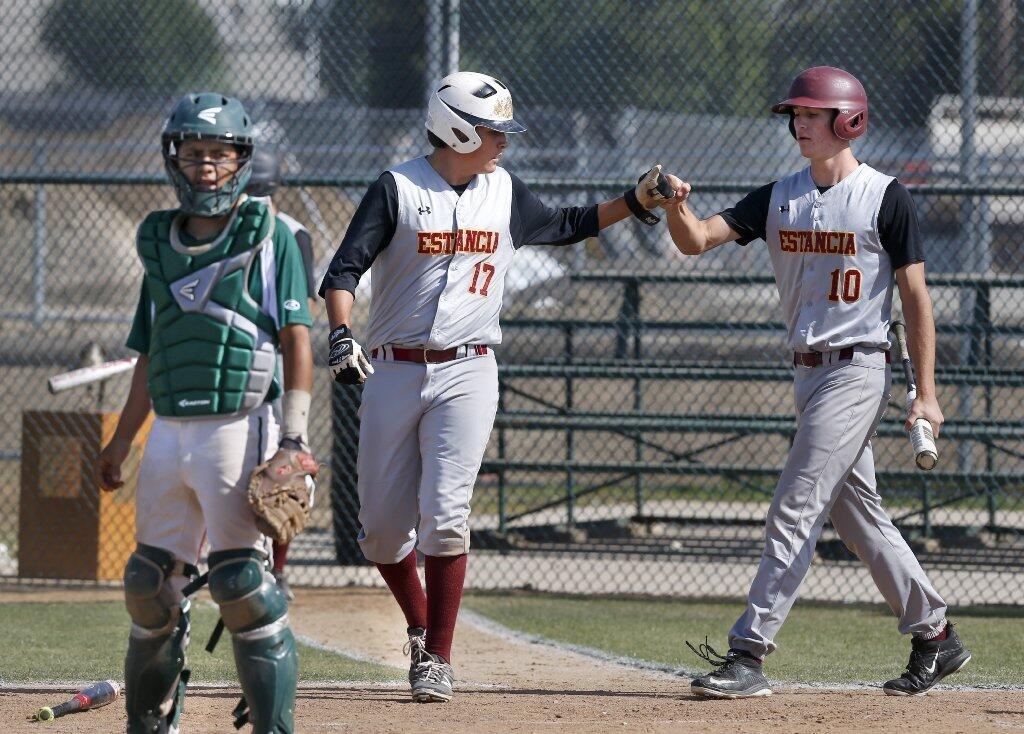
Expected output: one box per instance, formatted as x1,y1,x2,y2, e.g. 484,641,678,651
19,410,152,580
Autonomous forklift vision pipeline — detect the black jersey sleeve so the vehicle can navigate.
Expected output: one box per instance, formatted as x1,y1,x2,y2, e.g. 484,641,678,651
318,172,398,297
509,172,600,248
718,182,775,245
878,180,925,270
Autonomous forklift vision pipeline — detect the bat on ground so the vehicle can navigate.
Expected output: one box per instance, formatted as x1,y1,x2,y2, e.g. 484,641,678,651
891,320,938,470
47,357,137,394
32,680,120,721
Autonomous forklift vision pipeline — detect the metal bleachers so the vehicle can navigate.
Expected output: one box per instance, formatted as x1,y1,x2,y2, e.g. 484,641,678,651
479,271,1024,558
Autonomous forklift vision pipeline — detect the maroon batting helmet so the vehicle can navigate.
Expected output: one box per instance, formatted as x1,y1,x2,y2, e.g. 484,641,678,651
772,66,868,140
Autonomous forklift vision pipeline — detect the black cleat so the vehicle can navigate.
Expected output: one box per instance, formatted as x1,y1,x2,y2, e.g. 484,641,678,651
883,623,971,696
687,639,772,699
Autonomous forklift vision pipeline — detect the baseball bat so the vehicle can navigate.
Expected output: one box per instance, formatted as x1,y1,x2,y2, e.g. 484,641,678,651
34,680,120,721
891,320,938,470
47,357,137,394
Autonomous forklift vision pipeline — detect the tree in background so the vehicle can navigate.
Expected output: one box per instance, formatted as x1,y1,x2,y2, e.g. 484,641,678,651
318,0,427,107
771,0,964,130
458,0,1020,131
460,0,774,117
42,0,225,93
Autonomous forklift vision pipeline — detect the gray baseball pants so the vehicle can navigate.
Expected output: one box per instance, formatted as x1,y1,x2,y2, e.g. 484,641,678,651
729,348,947,659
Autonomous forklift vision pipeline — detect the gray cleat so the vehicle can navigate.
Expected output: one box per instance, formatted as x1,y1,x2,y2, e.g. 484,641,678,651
687,639,772,699
410,652,455,703
403,627,428,689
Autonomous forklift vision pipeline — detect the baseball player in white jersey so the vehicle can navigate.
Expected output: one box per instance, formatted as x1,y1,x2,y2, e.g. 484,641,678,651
320,71,675,702
96,93,314,732
662,67,970,698
246,145,320,601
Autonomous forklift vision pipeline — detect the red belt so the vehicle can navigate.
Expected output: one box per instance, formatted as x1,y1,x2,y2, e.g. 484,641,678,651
793,347,891,367
370,345,489,364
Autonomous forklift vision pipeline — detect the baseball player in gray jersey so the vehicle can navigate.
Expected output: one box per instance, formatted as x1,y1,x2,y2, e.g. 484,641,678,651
320,71,675,702
246,145,319,601
662,67,970,698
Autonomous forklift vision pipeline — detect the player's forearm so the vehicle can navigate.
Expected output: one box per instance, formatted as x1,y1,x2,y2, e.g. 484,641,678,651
325,288,356,331
665,202,710,255
279,325,314,392
902,288,938,399
597,198,632,229
278,325,313,445
112,356,152,443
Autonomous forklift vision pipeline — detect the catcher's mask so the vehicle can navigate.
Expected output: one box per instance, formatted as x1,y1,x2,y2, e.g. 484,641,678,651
162,92,254,217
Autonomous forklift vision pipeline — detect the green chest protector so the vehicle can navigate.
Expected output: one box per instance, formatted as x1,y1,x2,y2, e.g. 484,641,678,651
137,199,279,418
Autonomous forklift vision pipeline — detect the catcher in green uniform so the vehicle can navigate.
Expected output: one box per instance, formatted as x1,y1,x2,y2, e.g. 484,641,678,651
97,92,315,733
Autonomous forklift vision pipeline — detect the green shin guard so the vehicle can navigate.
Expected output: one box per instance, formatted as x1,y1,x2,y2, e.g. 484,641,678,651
123,544,197,734
231,626,298,732
208,549,296,733
124,608,190,734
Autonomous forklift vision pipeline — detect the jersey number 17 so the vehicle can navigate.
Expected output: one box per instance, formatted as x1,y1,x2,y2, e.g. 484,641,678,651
468,262,495,297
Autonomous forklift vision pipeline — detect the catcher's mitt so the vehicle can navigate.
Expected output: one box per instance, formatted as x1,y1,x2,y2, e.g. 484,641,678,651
247,447,318,543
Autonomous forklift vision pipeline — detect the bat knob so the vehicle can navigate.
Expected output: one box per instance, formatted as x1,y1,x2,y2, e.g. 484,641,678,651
916,449,937,471
911,418,938,471
36,707,55,721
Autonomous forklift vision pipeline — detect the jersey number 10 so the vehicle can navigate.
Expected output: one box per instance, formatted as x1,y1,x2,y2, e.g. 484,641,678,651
828,267,862,303
469,262,496,297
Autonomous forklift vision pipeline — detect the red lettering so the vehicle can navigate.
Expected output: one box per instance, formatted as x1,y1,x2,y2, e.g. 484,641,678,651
829,267,862,302
780,231,795,252
469,261,496,296
778,230,857,257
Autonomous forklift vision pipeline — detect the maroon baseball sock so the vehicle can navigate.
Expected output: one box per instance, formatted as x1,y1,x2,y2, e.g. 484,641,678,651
376,550,428,630
271,540,289,573
424,554,468,663
932,623,949,642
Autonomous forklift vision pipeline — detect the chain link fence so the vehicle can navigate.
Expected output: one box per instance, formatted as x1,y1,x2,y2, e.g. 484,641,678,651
1,0,1022,605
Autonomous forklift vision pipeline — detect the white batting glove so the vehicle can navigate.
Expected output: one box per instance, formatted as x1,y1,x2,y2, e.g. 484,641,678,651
636,164,674,209
624,164,675,226
328,325,374,385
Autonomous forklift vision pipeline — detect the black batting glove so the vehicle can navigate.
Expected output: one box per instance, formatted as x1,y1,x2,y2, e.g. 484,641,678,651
328,325,374,385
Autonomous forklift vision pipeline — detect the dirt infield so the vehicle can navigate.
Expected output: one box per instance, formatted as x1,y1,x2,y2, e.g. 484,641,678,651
3,687,1023,733
2,586,1022,733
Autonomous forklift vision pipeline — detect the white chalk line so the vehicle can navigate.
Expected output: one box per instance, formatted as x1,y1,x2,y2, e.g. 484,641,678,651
458,608,1024,693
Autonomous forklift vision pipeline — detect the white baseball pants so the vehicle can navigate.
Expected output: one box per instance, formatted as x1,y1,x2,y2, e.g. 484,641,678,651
135,403,277,564
729,349,947,659
355,350,498,563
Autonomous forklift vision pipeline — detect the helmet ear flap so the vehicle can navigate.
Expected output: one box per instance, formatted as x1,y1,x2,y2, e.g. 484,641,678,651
833,109,868,140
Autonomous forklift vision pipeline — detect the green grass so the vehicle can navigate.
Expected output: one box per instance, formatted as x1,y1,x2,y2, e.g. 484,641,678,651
464,593,1024,686
473,480,1024,518
0,601,398,683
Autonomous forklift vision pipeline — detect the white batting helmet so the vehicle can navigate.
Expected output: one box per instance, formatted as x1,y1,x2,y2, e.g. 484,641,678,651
426,71,526,154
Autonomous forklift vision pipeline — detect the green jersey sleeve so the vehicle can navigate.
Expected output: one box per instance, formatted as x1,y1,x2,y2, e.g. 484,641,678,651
125,280,152,354
271,217,313,330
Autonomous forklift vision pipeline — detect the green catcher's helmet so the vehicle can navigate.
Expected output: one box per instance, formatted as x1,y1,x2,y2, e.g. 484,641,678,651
161,92,254,217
